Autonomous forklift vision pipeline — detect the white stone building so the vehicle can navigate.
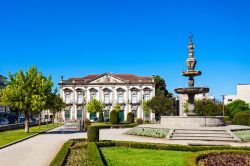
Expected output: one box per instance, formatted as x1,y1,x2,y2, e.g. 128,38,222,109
59,73,155,122
224,84,250,105
178,93,215,116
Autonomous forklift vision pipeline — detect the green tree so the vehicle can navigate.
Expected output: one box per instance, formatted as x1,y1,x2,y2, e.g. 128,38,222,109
153,75,168,96
148,96,174,116
227,99,250,118
86,99,104,121
47,90,66,125
195,99,223,116
143,100,150,113
0,66,53,132
113,103,121,112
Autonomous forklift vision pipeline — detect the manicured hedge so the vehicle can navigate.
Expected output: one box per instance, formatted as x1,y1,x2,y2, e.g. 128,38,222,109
127,112,134,123
136,118,143,124
110,110,119,124
84,118,92,131
233,111,250,126
85,142,105,166
87,126,99,142
49,140,73,166
96,140,250,152
186,150,250,166
91,122,138,129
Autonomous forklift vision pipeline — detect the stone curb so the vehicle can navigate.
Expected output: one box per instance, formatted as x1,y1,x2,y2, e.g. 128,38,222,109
0,125,62,150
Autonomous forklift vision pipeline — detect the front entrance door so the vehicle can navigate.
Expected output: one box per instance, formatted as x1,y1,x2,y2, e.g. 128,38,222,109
118,110,124,122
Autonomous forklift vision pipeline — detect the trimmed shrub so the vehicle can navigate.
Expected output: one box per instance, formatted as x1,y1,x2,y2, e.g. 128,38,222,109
50,140,73,166
84,118,91,131
85,143,105,166
233,111,250,126
127,112,134,123
110,110,119,124
136,118,143,124
99,111,104,122
87,126,99,142
144,120,150,124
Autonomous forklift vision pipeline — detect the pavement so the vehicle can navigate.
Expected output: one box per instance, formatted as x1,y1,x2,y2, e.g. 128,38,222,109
0,123,249,166
0,123,86,166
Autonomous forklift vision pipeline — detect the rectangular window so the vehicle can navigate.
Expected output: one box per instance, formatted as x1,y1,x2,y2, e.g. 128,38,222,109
77,95,83,104
132,110,137,118
132,94,137,103
90,94,96,100
65,94,71,104
65,110,70,119
144,112,150,120
144,94,150,101
77,110,82,119
104,94,110,104
90,112,96,120
118,95,123,104
104,110,109,118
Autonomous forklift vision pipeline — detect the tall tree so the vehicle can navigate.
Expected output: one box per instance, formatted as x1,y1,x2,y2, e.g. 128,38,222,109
154,75,168,96
86,99,104,114
227,99,250,118
47,90,66,125
147,96,175,118
0,66,53,132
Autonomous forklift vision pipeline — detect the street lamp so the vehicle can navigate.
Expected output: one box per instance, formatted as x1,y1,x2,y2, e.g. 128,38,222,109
221,95,225,117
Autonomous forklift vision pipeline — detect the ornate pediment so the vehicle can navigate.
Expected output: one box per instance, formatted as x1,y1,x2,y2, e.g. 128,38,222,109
89,74,126,84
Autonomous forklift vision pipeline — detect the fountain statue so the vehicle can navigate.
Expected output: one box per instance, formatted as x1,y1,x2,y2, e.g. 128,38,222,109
160,34,224,127
174,33,209,116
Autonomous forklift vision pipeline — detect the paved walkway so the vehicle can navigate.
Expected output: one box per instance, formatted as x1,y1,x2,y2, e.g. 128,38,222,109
0,123,86,166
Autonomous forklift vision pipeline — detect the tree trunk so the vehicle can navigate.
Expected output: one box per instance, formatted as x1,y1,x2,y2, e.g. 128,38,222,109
53,112,55,125
24,111,30,133
39,112,41,129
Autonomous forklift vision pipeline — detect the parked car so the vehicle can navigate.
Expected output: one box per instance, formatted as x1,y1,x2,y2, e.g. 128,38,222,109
6,114,18,124
0,118,9,125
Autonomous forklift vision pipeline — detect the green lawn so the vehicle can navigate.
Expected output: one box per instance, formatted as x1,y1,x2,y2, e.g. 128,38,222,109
100,147,189,166
0,123,61,147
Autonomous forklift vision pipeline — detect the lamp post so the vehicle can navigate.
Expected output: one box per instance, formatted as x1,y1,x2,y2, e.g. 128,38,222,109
221,95,225,117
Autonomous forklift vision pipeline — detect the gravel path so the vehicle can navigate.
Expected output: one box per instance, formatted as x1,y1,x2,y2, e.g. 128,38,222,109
0,123,86,166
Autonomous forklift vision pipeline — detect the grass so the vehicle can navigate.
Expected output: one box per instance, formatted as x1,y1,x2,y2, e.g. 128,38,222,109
0,123,61,147
100,146,189,166
234,130,250,141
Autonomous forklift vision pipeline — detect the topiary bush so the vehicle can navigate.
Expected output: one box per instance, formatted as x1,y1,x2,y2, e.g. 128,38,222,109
233,112,250,126
110,110,119,124
136,118,143,125
99,111,104,122
84,118,91,131
87,126,99,142
127,112,134,123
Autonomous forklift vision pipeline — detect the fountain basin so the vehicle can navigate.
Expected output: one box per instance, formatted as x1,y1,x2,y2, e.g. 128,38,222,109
160,116,225,128
174,87,209,94
182,70,201,76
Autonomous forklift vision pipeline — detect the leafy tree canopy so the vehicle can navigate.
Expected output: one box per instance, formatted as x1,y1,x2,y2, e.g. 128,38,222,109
147,96,174,115
86,99,104,113
143,100,150,113
0,66,53,132
194,99,225,116
113,103,121,112
154,75,168,96
227,99,250,118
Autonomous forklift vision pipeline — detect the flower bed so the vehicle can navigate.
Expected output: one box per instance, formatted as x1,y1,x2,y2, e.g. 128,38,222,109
186,150,250,166
125,127,169,138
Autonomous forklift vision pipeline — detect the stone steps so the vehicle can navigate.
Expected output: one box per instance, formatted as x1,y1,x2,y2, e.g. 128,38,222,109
168,128,240,142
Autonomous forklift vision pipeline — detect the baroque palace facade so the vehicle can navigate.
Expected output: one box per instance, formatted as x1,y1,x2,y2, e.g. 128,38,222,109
59,73,155,122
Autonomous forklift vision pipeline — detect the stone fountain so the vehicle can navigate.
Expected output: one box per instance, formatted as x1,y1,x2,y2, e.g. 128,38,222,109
160,34,224,128
174,34,209,116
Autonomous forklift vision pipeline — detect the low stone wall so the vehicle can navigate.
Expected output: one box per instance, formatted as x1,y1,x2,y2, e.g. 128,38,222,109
0,121,52,132
160,116,225,128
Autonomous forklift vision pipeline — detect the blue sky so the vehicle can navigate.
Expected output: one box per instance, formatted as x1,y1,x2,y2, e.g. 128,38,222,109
0,0,250,99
